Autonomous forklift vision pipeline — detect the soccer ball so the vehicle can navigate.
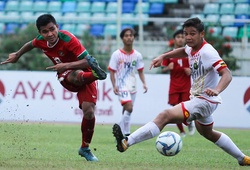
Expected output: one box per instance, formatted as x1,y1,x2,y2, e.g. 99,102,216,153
155,131,182,156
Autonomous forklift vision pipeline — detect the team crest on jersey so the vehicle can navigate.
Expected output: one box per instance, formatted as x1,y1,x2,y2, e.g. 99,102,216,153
132,60,136,66
58,51,65,57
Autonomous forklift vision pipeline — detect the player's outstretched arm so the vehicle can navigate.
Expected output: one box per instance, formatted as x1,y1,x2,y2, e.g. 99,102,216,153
1,41,34,65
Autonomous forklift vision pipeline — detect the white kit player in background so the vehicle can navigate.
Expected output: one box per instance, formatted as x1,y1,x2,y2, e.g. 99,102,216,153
108,28,148,137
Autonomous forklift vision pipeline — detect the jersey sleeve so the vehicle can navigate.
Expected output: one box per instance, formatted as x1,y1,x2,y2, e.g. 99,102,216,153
202,44,227,73
67,35,89,60
136,53,144,70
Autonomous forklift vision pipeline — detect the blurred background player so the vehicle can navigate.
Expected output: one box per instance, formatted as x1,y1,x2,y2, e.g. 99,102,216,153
161,29,195,137
108,28,148,137
0,14,107,162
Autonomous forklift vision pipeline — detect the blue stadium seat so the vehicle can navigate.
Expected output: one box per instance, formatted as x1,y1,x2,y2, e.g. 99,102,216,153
234,0,249,3
234,14,249,27
203,3,219,14
91,13,106,24
214,0,234,3
205,14,220,25
149,3,164,15
162,0,178,3
0,23,5,34
47,1,62,12
121,13,135,25
62,12,78,24
90,24,104,37
0,1,5,11
5,23,19,34
4,11,20,23
134,13,149,25
61,1,76,13
106,13,117,24
219,3,235,14
222,26,238,38
122,2,135,13
75,24,89,37
20,12,35,23
61,24,76,34
76,12,91,24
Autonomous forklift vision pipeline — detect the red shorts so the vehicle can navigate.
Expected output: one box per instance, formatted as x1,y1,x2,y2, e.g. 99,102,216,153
57,70,97,107
168,92,190,106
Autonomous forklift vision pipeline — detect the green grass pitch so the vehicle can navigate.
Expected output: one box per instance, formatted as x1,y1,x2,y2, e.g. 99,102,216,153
0,122,249,170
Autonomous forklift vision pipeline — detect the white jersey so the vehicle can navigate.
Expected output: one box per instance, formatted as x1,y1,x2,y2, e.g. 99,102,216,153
108,49,144,93
185,41,227,103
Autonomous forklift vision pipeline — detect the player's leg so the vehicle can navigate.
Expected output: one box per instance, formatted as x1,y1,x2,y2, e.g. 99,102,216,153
176,123,186,137
77,82,98,161
113,103,185,152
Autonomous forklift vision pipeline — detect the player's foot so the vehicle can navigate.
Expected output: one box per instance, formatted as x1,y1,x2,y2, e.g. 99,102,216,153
188,121,195,135
78,147,98,161
112,123,128,152
86,55,107,80
180,132,186,138
239,156,250,166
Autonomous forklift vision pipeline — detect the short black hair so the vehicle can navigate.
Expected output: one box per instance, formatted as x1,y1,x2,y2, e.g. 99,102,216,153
173,29,183,38
36,14,57,31
182,17,204,32
120,27,136,39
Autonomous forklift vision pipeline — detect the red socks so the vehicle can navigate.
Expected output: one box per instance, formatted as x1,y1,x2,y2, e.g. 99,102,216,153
77,72,97,84
177,123,185,133
81,117,95,148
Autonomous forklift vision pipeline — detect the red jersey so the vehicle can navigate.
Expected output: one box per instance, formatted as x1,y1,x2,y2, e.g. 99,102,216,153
32,30,90,71
162,57,191,94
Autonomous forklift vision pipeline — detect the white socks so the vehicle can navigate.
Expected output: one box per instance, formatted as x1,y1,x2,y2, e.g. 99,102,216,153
120,111,131,135
215,133,245,162
127,121,160,146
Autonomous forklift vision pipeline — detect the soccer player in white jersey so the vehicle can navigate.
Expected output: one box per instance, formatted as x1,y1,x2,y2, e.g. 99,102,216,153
112,18,250,166
108,28,148,137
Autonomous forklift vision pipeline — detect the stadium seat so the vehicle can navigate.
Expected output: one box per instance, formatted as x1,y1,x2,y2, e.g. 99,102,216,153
237,26,250,39
91,13,106,24
121,13,135,25
134,2,149,13
76,12,91,24
47,1,62,12
222,26,238,38
75,24,89,37
32,1,47,12
220,14,235,26
19,1,33,12
90,2,106,13
0,23,5,34
134,13,149,25
234,0,249,3
20,12,35,23
61,24,76,34
205,14,220,25
4,0,19,11
4,11,20,23
214,0,234,3
234,3,249,15
48,12,63,24
0,1,5,11
219,3,235,14
207,26,222,36
162,0,178,3
122,2,135,13
148,0,164,2
234,14,249,27
203,3,219,14
62,12,78,24
90,24,105,37
61,1,76,13
104,24,117,37
5,23,19,34
106,13,117,24
106,2,117,13
76,2,91,13
148,3,164,15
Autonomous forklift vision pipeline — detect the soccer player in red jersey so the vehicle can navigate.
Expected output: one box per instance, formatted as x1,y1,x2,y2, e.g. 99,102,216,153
162,29,195,137
1,14,107,161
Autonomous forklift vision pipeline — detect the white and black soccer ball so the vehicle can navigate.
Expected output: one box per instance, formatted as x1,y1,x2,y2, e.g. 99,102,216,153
155,131,182,156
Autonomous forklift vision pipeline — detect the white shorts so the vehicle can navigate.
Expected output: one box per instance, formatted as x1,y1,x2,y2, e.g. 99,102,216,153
182,97,218,125
118,90,136,105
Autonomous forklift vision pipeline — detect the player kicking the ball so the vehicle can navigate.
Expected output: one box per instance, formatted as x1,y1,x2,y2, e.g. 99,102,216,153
1,14,106,162
112,17,250,166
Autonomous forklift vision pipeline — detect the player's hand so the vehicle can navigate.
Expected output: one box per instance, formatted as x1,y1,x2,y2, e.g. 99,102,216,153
168,62,174,70
204,88,219,96
149,56,164,70
1,53,20,64
46,63,67,73
113,86,119,95
143,85,148,93
184,67,191,75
